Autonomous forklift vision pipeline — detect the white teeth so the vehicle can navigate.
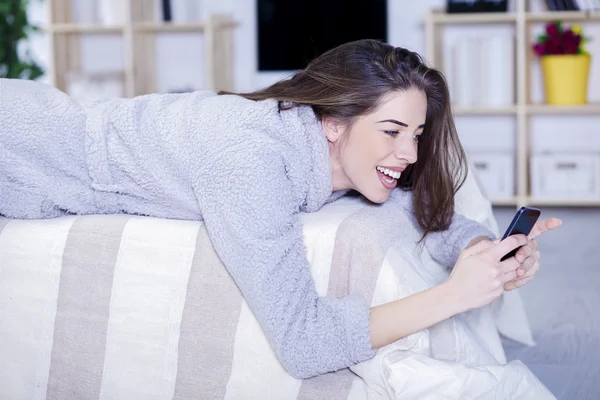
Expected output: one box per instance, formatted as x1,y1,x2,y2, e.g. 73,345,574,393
377,166,401,180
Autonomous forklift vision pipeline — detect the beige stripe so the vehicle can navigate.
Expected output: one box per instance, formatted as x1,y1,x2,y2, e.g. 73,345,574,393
173,226,244,400
46,215,130,400
297,369,360,400
298,204,399,399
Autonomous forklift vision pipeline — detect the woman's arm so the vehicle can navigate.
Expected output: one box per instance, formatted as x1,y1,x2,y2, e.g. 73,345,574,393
387,189,497,268
369,235,527,348
192,148,376,379
191,147,524,378
369,280,461,348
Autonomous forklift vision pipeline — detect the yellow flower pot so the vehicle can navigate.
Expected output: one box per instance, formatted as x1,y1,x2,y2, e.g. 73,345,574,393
541,54,591,105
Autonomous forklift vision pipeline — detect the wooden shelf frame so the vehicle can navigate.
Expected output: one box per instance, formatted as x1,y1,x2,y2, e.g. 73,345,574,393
426,0,600,208
46,0,237,97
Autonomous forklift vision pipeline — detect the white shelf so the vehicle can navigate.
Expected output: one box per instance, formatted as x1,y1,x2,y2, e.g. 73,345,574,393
525,11,589,22
527,198,600,207
426,7,600,210
429,9,600,25
132,22,206,33
46,0,236,97
490,197,519,207
430,10,517,24
453,104,600,115
49,24,125,34
453,106,518,115
490,197,600,208
526,104,600,114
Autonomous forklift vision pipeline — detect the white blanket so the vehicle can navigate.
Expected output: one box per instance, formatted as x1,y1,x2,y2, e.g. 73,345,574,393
305,197,554,399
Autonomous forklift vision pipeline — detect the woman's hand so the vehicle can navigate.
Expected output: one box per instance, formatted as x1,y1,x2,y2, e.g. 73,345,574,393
447,235,530,312
503,217,562,291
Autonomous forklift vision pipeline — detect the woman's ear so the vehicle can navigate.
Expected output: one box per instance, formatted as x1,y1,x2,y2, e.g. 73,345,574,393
321,117,344,143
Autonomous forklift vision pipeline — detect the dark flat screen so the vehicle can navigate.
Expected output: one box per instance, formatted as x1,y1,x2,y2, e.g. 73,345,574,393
257,0,387,71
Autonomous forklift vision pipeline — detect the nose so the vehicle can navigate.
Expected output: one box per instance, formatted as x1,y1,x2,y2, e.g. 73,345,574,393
394,134,418,165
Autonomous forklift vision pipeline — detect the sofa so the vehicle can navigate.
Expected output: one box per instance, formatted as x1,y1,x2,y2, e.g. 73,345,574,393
0,165,555,399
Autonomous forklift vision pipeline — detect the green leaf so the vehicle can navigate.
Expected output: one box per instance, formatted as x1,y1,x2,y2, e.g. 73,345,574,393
0,0,45,81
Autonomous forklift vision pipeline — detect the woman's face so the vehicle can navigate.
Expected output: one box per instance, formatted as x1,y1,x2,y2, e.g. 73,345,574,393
325,89,427,203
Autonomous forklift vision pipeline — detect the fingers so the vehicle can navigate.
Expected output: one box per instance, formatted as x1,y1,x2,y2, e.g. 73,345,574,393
521,251,539,274
502,265,520,283
504,276,534,291
487,234,529,261
504,250,540,290
500,256,521,275
514,239,537,263
522,251,540,277
529,218,563,239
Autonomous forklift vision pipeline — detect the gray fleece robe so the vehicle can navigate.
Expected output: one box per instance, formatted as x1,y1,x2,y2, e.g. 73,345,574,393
0,78,495,378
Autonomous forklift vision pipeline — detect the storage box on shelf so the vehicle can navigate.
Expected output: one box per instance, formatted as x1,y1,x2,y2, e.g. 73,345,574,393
469,152,516,200
531,153,600,200
425,2,600,208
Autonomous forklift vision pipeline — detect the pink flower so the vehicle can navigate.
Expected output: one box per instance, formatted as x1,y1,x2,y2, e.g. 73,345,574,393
533,20,590,57
546,22,560,38
533,43,545,56
562,29,582,54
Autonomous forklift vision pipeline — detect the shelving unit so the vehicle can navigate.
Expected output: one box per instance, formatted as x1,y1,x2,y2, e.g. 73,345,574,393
425,1,600,208
46,0,237,97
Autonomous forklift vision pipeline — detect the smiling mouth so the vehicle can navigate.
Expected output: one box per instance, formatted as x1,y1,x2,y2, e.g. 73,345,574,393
376,166,399,189
376,166,402,179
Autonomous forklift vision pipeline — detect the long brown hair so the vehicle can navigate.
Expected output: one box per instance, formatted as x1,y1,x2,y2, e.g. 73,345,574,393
223,39,467,237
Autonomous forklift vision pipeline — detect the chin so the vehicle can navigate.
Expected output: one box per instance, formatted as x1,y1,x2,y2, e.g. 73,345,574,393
361,189,392,204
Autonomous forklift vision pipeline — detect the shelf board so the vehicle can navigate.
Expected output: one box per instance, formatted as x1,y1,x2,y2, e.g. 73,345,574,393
453,106,518,115
526,103,600,114
527,198,600,207
50,24,125,34
429,9,600,24
490,197,519,206
525,11,589,22
429,9,517,24
133,22,206,33
491,197,600,207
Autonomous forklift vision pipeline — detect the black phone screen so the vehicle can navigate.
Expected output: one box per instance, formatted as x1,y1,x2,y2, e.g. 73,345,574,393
501,207,541,261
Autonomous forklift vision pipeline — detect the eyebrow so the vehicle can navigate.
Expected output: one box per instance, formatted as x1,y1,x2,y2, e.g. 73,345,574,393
377,119,425,129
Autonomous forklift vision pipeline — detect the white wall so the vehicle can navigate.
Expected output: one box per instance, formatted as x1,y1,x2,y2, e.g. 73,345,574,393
24,0,600,175
28,0,599,98
26,0,451,91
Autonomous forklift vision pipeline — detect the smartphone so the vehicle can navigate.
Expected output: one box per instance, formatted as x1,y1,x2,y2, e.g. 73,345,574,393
500,206,541,261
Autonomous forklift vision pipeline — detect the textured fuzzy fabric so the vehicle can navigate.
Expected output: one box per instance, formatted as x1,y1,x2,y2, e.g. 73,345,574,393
388,189,497,268
0,78,495,378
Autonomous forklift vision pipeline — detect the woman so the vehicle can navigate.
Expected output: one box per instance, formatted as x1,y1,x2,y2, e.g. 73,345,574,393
0,39,559,378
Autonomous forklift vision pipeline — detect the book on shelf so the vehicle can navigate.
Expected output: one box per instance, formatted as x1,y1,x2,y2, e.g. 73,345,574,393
447,35,515,109
161,0,203,23
549,0,600,10
71,0,126,25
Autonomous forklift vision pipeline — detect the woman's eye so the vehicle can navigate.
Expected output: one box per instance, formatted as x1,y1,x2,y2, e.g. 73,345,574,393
413,134,423,143
384,130,399,138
